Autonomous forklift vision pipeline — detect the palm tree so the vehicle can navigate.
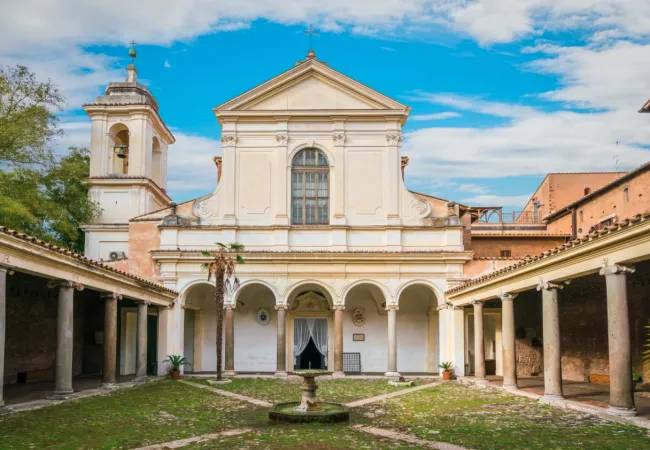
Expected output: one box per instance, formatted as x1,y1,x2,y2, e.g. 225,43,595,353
202,242,245,380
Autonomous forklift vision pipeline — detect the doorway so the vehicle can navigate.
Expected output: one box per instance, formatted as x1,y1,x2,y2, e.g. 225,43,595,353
293,318,328,370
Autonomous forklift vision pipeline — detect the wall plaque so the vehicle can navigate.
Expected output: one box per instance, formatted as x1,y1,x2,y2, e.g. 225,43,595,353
256,308,270,326
353,334,365,342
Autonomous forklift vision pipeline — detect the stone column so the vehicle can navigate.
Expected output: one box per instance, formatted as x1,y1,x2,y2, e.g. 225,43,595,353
0,267,8,407
537,281,564,401
499,293,518,390
600,264,637,416
135,301,148,381
472,300,487,383
48,280,83,399
385,304,400,377
101,293,120,387
223,304,236,377
333,305,345,378
275,304,288,377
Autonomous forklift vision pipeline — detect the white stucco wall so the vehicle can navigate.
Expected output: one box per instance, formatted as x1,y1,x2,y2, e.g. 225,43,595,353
396,298,429,373
344,293,388,373
233,293,277,372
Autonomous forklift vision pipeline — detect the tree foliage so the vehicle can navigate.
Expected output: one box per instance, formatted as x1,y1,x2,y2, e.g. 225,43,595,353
0,147,100,252
202,243,245,380
0,64,64,166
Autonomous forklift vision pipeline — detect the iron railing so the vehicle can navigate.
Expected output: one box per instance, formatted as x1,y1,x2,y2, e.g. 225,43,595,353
474,208,542,224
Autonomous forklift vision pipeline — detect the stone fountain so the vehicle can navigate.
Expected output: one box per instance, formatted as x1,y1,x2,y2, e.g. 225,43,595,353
268,369,349,423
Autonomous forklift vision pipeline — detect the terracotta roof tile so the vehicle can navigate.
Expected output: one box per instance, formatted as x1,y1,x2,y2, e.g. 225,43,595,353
446,212,650,295
0,227,177,295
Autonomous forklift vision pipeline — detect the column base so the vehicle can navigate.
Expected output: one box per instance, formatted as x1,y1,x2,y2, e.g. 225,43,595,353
100,382,118,390
134,376,148,383
502,383,519,391
222,370,236,377
332,371,345,378
541,394,565,403
607,405,638,417
48,389,74,400
385,371,401,378
274,371,288,378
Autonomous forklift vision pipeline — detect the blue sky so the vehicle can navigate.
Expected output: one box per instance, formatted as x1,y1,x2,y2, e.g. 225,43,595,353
4,1,650,208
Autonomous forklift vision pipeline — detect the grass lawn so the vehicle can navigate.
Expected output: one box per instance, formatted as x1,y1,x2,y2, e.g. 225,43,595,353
354,383,650,450
191,376,427,404
0,380,264,449
2,379,650,449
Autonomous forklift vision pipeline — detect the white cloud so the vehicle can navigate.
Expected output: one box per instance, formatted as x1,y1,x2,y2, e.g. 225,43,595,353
164,60,172,68
380,46,397,52
460,194,532,208
410,111,461,120
457,183,487,194
166,133,221,199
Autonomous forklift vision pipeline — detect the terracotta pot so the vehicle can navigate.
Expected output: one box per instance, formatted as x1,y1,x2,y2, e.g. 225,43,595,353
442,370,452,381
170,370,181,380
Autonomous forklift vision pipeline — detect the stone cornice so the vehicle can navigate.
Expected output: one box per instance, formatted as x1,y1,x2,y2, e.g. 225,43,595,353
83,103,175,144
88,176,171,205
151,249,473,264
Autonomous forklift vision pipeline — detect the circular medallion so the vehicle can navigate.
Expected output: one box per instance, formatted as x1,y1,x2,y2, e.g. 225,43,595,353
256,308,270,326
352,308,365,327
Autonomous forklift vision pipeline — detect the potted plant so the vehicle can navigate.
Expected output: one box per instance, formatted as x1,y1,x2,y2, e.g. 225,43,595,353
164,355,191,379
439,361,453,381
632,371,642,392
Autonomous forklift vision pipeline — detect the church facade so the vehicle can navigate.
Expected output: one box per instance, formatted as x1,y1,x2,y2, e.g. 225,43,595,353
82,51,491,378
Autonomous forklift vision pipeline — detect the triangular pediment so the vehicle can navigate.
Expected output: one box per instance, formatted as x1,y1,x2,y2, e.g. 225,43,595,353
215,59,408,113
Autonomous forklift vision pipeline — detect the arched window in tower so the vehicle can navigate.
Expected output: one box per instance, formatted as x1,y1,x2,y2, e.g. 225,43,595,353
152,136,162,186
291,149,329,225
109,123,129,175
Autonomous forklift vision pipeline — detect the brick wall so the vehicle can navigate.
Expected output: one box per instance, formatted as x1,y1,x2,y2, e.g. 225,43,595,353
3,272,103,385
471,236,566,258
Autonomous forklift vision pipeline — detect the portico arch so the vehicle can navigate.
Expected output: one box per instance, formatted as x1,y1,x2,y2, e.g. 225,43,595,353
396,281,441,373
182,281,217,372
343,281,391,373
284,280,336,308
232,280,278,373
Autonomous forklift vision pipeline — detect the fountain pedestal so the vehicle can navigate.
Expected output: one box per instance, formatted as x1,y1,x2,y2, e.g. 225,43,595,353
268,370,349,423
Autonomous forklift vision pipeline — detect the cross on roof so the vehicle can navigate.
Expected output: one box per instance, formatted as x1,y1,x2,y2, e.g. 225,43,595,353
304,25,319,50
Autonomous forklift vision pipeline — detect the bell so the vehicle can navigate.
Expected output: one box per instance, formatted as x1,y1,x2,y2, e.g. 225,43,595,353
114,145,128,159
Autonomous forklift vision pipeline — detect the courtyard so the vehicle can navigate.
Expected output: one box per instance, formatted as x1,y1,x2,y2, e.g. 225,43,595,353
1,378,650,449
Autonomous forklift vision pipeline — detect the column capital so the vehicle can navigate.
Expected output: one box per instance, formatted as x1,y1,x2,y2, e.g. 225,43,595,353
333,304,345,311
385,303,399,312
47,279,84,291
471,299,485,306
100,292,122,301
600,264,635,276
275,304,288,311
0,264,11,274
536,281,564,291
498,293,518,302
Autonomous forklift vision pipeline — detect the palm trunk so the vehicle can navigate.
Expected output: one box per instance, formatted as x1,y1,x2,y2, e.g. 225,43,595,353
215,266,225,380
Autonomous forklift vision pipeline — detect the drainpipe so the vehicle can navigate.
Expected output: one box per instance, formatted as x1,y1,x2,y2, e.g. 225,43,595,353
571,208,577,240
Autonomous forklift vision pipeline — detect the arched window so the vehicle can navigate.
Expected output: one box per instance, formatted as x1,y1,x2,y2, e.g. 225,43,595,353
152,136,162,186
624,187,629,203
584,187,591,196
109,123,129,175
291,149,329,225
579,210,583,223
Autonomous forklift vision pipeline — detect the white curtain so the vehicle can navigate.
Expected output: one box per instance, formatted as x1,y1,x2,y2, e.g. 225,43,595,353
307,319,328,357
293,319,311,366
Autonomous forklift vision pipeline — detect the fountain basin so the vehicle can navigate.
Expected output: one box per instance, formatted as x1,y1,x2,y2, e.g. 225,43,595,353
269,402,349,423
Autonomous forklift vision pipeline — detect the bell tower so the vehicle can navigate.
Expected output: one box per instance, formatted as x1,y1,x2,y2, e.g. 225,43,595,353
82,44,175,260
